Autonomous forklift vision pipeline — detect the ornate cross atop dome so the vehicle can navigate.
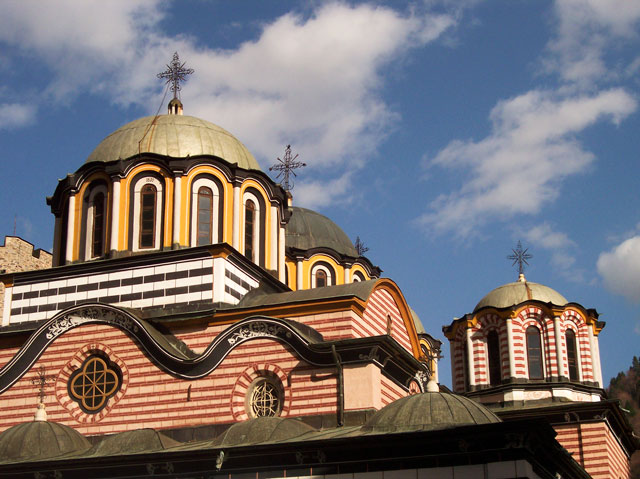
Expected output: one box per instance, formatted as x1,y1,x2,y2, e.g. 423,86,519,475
507,240,532,278
157,52,195,100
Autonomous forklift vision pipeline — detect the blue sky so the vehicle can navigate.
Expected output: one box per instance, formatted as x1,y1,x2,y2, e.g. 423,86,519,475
1,0,639,387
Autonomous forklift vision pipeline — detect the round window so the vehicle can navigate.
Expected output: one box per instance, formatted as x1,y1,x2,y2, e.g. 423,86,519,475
68,354,122,414
246,376,283,418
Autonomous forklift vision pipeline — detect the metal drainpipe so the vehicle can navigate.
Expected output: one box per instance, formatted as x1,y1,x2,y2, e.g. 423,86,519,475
332,345,344,427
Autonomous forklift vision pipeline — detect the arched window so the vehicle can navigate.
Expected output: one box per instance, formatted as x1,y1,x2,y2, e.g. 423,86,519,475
196,187,213,246
487,330,502,385
352,271,365,282
244,200,256,261
315,269,327,287
462,340,470,391
526,326,543,379
566,329,579,381
91,192,106,258
139,184,157,249
311,262,334,288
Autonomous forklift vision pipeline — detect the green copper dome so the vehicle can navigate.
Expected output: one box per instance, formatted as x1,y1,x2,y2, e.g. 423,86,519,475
211,417,315,446
474,276,568,313
86,115,260,171
286,207,358,257
362,392,500,433
0,421,91,462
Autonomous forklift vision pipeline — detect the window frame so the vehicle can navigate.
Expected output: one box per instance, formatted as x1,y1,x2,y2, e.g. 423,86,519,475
526,325,544,380
566,329,579,382
131,176,164,252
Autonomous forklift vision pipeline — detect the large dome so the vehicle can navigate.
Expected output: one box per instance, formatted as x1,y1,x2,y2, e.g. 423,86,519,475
474,277,568,312
362,392,500,433
286,207,358,257
86,115,260,171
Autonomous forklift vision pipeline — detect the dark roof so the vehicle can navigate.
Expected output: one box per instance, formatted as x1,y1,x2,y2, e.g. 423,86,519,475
285,207,358,257
210,417,316,446
237,279,377,309
84,429,180,457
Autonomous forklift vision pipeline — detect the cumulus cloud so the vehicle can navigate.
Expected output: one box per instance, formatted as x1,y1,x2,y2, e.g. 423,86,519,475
597,236,640,302
418,88,636,238
0,103,36,129
519,223,580,279
294,172,355,210
546,0,640,86
0,1,455,206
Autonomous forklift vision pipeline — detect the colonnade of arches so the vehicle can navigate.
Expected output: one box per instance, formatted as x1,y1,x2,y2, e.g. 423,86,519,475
52,161,286,282
452,306,603,393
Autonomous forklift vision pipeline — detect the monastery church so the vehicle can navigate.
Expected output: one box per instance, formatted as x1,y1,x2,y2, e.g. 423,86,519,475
0,56,635,479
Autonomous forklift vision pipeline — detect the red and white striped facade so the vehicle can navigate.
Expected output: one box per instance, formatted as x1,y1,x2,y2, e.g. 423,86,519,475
446,302,604,403
0,277,422,435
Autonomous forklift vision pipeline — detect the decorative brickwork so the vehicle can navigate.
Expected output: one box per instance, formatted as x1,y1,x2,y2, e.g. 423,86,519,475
0,236,52,324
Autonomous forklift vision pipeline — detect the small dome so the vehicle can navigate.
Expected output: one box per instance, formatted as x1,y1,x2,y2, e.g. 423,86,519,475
286,207,358,257
86,115,260,171
474,277,568,312
212,417,315,446
362,392,500,433
87,429,180,456
0,421,91,462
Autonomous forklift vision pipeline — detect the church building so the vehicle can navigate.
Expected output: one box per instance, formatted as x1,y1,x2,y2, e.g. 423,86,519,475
0,55,635,479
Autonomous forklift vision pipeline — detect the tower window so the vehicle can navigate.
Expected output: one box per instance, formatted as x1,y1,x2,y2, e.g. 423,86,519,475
566,329,579,381
526,326,543,379
197,186,213,246
139,184,157,249
487,330,502,385
244,200,256,261
90,191,106,258
246,376,283,418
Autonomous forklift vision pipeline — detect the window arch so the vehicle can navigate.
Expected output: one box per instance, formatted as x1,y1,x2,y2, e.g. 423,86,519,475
487,330,502,385
241,188,266,267
352,271,365,282
526,326,544,379
311,262,335,288
190,175,223,247
82,183,108,261
130,175,164,252
245,199,257,261
566,329,579,381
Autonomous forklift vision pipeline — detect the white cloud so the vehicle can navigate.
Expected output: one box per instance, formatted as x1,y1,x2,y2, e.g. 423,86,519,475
520,223,580,280
294,172,355,210
0,103,36,129
418,88,636,238
597,236,640,302
546,0,640,86
0,2,455,207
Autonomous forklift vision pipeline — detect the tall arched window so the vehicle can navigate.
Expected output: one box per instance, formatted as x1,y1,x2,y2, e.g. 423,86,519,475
487,330,502,385
462,340,470,391
91,192,106,257
566,329,579,381
311,262,334,288
139,184,157,249
526,326,543,379
197,187,213,246
244,200,256,261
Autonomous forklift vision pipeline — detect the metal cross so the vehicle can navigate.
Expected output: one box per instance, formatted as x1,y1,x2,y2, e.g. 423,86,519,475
269,145,306,192
507,241,533,276
31,366,55,404
354,236,369,256
157,52,195,99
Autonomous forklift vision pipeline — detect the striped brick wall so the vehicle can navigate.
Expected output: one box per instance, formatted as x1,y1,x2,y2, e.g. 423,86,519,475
361,289,413,353
381,375,406,406
450,305,601,391
555,422,630,479
0,324,339,435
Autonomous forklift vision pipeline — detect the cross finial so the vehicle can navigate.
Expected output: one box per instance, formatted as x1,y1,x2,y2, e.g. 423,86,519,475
269,145,306,192
354,236,369,256
507,241,532,277
31,366,55,404
157,52,194,100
